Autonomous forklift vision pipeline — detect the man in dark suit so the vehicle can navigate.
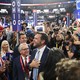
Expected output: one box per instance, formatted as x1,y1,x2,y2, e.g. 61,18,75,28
29,32,50,80
13,32,27,59
13,43,30,80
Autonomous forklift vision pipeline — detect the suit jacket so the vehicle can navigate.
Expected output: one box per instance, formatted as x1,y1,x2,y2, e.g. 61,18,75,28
13,45,20,59
30,46,50,80
13,56,29,80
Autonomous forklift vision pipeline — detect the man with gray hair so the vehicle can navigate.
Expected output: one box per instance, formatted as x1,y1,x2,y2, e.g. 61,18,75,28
13,42,30,80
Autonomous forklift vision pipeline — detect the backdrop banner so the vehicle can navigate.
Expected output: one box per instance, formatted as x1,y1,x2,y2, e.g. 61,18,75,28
12,0,21,31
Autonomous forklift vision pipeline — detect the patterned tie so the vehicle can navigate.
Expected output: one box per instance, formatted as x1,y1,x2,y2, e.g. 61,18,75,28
33,50,40,80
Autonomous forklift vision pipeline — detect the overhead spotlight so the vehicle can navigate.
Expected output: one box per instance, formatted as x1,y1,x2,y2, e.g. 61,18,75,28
60,8,66,12
0,9,8,13
21,10,24,14
43,9,49,13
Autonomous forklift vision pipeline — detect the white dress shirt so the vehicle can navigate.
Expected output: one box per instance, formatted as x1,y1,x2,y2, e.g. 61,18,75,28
21,55,29,64
35,45,46,61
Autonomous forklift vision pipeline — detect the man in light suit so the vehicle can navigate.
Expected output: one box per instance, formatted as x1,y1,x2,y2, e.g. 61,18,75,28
29,32,50,80
13,43,30,80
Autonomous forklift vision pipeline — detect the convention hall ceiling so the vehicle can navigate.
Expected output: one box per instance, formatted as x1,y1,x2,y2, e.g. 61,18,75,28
0,0,75,4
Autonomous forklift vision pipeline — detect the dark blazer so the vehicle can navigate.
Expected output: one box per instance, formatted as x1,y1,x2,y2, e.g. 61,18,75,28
13,56,29,80
13,45,20,59
30,46,50,80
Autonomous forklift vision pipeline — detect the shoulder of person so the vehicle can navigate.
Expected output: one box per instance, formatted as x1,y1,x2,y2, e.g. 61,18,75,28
9,50,13,53
46,46,50,50
13,56,20,65
38,72,44,80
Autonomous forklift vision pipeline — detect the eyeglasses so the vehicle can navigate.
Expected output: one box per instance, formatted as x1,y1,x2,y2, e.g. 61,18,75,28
22,48,29,50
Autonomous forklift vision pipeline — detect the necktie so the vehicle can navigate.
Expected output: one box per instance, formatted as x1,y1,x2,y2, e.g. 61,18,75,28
33,50,40,80
35,50,40,60
24,57,29,79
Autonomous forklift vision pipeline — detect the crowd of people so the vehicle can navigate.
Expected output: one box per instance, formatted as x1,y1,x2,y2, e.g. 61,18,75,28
0,16,80,80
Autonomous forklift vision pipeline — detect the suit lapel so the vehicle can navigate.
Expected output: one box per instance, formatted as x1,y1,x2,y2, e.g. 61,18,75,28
30,49,37,61
40,47,49,63
18,56,24,73
38,47,49,73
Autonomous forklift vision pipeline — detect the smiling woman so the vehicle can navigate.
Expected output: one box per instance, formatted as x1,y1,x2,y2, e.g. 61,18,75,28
0,40,13,58
0,40,13,80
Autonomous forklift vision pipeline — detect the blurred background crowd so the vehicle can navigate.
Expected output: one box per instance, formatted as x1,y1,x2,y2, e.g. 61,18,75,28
0,0,80,80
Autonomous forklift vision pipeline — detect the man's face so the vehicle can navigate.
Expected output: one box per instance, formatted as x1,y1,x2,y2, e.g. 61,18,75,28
33,34,42,47
19,35,27,43
20,44,29,57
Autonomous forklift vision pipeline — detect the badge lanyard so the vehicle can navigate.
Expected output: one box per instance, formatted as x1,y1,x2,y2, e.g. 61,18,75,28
20,56,29,80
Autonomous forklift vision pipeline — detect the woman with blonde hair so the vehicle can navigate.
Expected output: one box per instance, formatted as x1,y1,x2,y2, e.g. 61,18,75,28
0,40,13,58
0,40,13,80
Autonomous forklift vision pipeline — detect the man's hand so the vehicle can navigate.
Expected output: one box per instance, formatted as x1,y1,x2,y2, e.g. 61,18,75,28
29,59,40,68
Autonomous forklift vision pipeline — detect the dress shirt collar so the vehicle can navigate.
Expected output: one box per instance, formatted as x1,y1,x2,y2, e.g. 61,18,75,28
37,45,46,61
37,45,46,52
21,55,26,64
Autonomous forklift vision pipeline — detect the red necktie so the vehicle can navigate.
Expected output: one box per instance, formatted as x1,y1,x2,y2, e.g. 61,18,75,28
24,58,29,77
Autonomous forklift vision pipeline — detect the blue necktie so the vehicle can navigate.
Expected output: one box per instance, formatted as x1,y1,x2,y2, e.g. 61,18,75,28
33,50,40,80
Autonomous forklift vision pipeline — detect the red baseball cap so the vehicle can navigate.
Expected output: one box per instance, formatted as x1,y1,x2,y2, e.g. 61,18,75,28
0,25,4,31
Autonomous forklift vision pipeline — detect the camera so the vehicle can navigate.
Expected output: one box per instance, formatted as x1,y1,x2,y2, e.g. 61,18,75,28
63,41,69,46
35,26,45,32
49,31,53,35
65,42,69,45
53,28,59,32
